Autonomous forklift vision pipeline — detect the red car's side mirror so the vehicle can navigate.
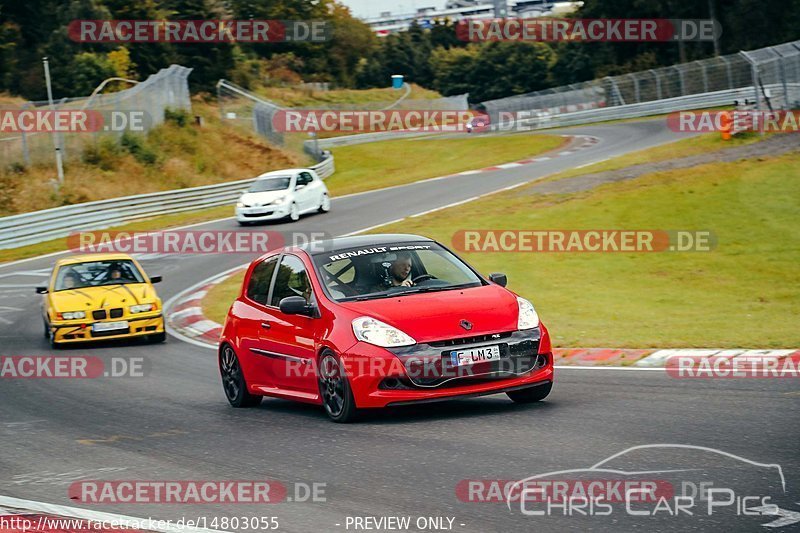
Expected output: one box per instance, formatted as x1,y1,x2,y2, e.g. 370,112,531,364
488,273,507,287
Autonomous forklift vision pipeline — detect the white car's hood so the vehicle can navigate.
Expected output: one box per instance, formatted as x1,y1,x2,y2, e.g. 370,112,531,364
240,190,289,206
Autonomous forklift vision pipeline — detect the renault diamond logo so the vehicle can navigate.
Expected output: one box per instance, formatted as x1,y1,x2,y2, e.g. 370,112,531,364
459,319,473,331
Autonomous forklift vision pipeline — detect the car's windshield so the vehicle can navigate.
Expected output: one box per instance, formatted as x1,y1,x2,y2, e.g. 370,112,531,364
248,176,292,192
54,260,146,291
312,242,483,302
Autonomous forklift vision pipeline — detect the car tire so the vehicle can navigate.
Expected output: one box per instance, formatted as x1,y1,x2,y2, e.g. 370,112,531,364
47,325,60,350
219,344,262,408
288,202,300,222
43,318,50,339
507,381,552,404
149,331,167,343
318,350,359,423
318,193,331,213
237,220,251,226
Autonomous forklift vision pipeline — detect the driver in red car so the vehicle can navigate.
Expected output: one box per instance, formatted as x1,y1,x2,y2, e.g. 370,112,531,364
386,252,413,288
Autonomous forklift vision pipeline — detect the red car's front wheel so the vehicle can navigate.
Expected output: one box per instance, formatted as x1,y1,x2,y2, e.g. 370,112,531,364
318,350,358,423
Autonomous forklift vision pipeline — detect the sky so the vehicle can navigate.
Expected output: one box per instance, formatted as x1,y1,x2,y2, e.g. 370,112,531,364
339,0,449,19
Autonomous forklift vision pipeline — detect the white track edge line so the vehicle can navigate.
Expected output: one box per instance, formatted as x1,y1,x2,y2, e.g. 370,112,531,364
0,495,228,533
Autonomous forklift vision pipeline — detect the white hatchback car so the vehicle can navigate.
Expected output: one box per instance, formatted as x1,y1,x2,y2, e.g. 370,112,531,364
235,169,331,225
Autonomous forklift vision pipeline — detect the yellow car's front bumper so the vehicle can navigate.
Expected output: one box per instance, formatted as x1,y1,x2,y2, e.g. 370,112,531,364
50,313,164,344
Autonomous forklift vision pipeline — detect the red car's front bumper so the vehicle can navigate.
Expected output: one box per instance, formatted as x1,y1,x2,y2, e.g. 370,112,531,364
341,326,553,409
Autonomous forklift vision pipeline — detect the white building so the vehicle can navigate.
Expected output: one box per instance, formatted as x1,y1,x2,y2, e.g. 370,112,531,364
365,0,582,35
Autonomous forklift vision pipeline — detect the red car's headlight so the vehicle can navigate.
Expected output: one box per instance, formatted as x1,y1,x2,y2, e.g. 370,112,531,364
352,316,416,348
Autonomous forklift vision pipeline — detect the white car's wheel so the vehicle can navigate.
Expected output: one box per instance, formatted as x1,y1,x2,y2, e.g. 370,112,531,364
289,202,300,222
318,193,331,213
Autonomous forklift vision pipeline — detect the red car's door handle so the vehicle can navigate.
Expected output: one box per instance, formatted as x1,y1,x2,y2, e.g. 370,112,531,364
261,322,271,329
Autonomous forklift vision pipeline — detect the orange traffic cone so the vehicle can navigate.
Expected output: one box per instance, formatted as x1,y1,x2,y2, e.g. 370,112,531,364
720,111,732,140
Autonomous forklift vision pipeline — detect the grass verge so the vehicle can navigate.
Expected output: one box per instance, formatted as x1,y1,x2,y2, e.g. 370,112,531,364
203,272,246,326
325,133,565,196
368,151,800,348
254,83,440,107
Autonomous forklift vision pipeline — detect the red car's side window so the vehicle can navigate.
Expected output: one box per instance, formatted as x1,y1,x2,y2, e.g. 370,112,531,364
245,256,279,306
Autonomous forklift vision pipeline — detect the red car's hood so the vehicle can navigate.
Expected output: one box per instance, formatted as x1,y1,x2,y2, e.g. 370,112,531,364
336,284,519,343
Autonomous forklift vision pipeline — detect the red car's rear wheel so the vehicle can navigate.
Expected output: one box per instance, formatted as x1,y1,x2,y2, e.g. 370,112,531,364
220,344,262,408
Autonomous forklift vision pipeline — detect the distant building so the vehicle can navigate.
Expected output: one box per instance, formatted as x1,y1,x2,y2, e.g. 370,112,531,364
365,0,582,35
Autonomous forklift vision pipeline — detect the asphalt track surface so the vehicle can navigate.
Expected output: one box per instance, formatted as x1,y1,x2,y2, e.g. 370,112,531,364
1,120,798,532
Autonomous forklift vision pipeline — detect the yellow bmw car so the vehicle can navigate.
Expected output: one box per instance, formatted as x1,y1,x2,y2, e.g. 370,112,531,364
37,253,165,347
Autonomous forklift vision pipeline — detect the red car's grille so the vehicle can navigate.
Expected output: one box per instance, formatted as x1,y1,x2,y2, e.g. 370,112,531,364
428,332,513,348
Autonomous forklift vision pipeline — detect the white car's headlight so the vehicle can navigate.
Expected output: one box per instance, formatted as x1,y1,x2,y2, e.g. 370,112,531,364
130,303,155,314
352,316,416,347
517,297,539,330
236,202,244,208
60,311,86,320
270,195,287,205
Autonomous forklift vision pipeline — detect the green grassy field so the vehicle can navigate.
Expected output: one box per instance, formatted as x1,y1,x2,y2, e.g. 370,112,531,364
369,151,800,348
204,271,246,326
255,83,441,108
325,133,564,196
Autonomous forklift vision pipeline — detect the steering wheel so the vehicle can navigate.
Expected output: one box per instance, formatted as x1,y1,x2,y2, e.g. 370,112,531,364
411,274,436,284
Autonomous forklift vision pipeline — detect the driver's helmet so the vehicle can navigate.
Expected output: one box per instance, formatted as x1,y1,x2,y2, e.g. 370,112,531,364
107,262,124,279
62,269,80,287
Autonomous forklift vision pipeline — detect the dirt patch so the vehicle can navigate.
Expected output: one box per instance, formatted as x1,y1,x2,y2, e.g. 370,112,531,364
526,134,800,196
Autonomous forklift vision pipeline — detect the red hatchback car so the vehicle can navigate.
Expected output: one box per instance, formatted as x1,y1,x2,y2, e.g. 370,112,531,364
219,234,553,422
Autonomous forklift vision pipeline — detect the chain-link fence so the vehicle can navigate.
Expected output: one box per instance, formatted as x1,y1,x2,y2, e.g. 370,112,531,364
216,79,469,158
0,65,192,169
482,40,800,125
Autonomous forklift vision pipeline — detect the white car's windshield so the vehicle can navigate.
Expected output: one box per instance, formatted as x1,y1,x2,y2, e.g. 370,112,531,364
313,242,483,301
248,177,291,192
54,260,146,291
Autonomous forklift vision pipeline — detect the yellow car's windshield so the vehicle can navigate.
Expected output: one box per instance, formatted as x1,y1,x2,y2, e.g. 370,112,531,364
55,260,146,291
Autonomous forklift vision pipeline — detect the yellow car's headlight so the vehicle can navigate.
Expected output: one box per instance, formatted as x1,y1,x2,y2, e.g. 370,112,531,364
130,303,155,314
58,311,86,320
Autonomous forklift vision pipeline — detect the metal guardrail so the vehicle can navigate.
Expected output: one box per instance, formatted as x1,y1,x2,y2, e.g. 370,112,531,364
496,84,796,131
0,155,334,250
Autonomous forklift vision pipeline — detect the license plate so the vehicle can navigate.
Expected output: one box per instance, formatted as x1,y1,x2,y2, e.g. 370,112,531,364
450,345,501,366
92,321,128,332
246,208,267,214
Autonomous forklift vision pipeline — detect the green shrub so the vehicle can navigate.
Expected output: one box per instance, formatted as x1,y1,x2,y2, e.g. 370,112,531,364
121,132,158,165
82,137,122,170
164,108,191,127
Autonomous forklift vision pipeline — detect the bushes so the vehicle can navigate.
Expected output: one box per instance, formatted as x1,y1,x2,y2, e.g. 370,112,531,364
83,132,159,168
120,132,158,165
164,108,191,127
82,137,122,170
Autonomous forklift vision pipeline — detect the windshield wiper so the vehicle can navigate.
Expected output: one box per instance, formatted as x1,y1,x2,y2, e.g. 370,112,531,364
346,293,398,302
393,283,479,296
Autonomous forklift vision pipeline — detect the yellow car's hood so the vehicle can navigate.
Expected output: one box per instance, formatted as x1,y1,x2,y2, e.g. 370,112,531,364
50,283,157,312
